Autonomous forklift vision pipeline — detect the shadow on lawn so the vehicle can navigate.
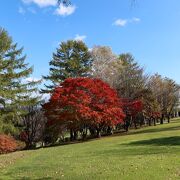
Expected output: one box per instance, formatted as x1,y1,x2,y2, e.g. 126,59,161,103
29,124,179,151
129,125,180,136
95,136,180,157
127,136,180,146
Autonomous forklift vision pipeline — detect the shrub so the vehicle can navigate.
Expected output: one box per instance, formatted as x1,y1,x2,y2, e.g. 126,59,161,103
0,134,17,154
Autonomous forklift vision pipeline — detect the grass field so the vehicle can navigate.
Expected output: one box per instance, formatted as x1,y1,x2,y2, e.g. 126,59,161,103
0,119,180,180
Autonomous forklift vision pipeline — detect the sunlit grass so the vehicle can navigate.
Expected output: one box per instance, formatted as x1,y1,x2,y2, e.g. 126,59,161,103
0,118,180,179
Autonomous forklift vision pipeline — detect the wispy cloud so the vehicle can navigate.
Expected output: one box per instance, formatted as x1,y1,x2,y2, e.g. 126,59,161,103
131,17,141,23
18,6,26,15
74,34,87,41
113,17,141,27
55,3,76,16
22,0,57,8
113,19,128,27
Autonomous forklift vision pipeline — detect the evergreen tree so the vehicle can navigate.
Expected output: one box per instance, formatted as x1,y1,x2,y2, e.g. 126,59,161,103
0,28,12,133
0,28,11,108
42,40,92,93
0,28,41,135
115,53,147,99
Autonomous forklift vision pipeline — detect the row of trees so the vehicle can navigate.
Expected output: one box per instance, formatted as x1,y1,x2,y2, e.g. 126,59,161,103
91,48,180,126
42,41,180,142
0,28,179,150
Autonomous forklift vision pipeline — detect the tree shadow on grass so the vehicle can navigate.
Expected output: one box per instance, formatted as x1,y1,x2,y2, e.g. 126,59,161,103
41,125,179,150
95,136,180,157
129,126,180,136
127,136,180,146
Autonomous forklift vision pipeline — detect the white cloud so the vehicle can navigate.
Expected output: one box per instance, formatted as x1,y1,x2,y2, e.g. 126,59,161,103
113,19,128,27
113,17,141,27
18,7,26,14
21,0,76,17
55,3,76,16
132,17,141,22
74,34,87,41
22,0,57,8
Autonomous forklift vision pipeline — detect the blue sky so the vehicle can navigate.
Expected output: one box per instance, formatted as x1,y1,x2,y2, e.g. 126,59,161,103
0,0,180,83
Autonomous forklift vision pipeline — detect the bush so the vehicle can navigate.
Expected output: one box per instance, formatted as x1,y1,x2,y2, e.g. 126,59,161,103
0,134,17,154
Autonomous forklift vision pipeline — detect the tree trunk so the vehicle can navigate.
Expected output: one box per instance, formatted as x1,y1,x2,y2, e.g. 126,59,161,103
89,127,96,137
148,118,151,126
134,119,137,129
167,116,170,123
140,115,144,127
96,128,101,138
153,118,156,126
73,131,78,140
70,129,74,141
125,120,130,132
107,126,113,135
160,114,164,124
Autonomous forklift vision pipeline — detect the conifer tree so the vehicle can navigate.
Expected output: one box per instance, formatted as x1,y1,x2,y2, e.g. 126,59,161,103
42,40,92,93
0,28,41,135
0,28,12,133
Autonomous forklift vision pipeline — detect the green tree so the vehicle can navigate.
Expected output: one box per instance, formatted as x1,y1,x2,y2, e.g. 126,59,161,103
0,28,11,133
113,53,149,129
115,53,147,99
0,28,41,135
42,40,92,93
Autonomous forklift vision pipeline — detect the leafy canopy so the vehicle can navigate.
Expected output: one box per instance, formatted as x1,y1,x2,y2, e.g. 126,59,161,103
43,78,125,130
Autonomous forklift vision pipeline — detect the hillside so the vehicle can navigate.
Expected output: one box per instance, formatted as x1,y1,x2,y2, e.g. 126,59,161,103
0,119,180,180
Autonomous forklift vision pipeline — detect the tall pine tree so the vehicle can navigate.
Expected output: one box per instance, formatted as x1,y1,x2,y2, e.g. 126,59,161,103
42,40,92,93
0,28,41,135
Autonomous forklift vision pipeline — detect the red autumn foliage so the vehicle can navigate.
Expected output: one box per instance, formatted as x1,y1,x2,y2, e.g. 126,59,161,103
150,111,161,119
0,134,17,154
122,98,143,117
43,78,125,130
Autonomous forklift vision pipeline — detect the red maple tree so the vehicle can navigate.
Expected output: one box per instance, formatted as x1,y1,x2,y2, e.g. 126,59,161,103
122,98,143,117
122,98,143,131
43,78,125,139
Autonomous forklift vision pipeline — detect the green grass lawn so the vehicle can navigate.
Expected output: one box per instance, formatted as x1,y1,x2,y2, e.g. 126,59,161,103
0,119,180,180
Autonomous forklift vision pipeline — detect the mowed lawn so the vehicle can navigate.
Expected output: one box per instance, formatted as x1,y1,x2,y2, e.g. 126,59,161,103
0,119,180,180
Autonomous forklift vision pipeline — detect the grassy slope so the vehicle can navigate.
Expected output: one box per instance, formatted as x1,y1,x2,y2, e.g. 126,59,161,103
0,119,180,180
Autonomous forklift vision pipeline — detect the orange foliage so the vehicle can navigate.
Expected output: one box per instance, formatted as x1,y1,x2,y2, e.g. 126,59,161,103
0,134,17,154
